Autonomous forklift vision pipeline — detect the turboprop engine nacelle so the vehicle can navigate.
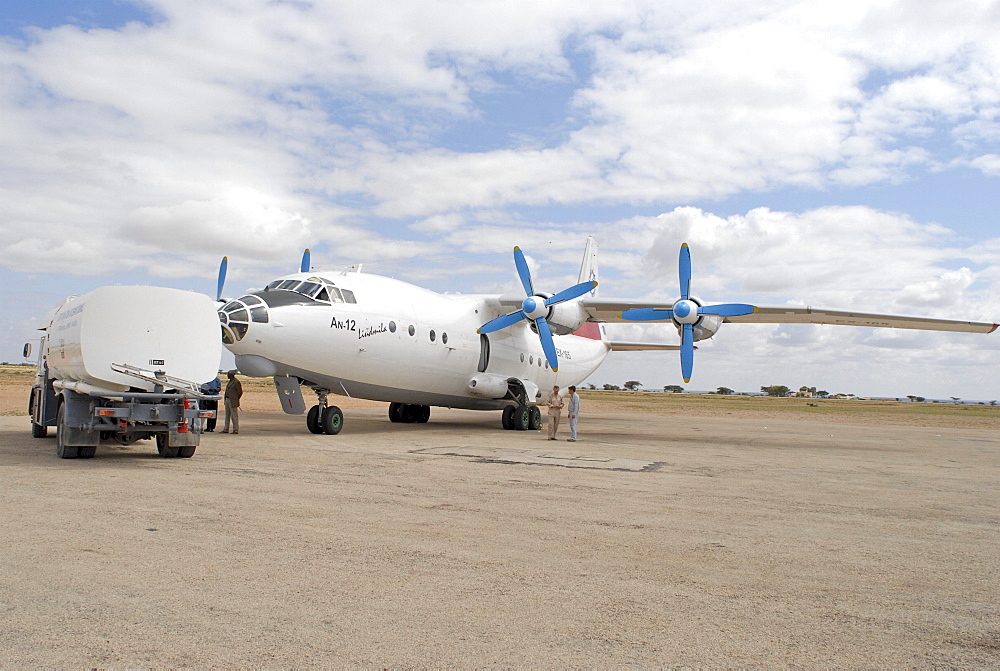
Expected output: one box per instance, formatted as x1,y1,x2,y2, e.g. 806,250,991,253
691,312,723,342
544,301,588,336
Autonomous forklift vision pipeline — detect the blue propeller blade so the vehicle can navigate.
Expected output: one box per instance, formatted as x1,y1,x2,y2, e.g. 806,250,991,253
621,307,674,321
300,248,311,273
216,257,228,302
679,243,692,300
680,323,694,383
545,280,598,306
513,247,534,296
479,310,528,334
699,303,757,317
535,316,559,371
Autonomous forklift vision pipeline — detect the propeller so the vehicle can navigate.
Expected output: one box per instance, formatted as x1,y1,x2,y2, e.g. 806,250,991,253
479,246,598,372
216,256,228,302
621,243,756,383
301,248,311,273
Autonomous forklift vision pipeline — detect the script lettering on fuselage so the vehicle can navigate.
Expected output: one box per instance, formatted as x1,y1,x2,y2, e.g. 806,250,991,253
330,316,357,331
555,347,572,360
358,323,388,339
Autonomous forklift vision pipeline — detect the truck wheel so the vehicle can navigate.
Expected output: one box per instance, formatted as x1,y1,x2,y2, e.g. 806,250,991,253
55,404,79,459
322,406,344,435
178,445,197,458
78,446,96,459
29,391,47,438
156,432,180,458
306,405,323,434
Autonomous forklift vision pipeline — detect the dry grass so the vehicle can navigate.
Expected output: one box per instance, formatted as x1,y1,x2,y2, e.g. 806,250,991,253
4,365,998,428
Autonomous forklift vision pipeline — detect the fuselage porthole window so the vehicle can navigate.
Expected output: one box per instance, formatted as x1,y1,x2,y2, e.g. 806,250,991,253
529,355,534,365
389,321,396,333
441,332,448,345
429,330,436,342
520,352,525,363
408,324,415,337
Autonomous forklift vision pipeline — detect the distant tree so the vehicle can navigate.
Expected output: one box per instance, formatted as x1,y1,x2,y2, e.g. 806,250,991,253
586,383,596,390
624,380,642,391
663,385,685,393
761,385,791,397
716,386,734,395
991,400,997,406
906,395,926,403
602,384,620,391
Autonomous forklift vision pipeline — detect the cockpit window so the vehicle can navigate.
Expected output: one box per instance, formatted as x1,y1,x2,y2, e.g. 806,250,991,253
218,296,269,342
261,276,357,305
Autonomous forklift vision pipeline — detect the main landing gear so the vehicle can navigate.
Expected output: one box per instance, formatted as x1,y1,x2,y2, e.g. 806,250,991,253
306,388,344,435
388,402,430,424
501,404,541,431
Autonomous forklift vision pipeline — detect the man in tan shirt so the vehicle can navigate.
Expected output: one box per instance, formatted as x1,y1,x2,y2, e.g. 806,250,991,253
546,385,563,440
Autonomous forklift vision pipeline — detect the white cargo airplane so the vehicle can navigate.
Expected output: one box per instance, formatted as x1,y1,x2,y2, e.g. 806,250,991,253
216,239,997,434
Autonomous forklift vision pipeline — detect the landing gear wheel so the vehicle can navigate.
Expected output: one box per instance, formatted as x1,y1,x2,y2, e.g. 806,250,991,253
528,405,542,430
156,432,180,458
417,405,430,423
306,405,324,434
388,402,404,423
55,404,79,459
513,405,531,431
322,406,344,435
501,405,515,430
401,404,418,423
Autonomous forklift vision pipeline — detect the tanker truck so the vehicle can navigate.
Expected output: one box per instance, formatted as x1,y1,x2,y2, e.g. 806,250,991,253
25,285,223,459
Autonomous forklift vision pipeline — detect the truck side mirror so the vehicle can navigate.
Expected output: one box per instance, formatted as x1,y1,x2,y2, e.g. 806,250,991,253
23,343,32,359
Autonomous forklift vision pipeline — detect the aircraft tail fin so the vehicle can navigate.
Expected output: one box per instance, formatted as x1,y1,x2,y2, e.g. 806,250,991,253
577,236,599,298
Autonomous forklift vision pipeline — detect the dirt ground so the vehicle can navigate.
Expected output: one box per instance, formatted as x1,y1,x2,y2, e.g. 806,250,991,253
2,372,999,666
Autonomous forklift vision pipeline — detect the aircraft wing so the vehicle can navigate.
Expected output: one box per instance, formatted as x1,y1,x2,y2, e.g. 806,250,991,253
581,298,997,333
607,341,682,351
723,306,998,333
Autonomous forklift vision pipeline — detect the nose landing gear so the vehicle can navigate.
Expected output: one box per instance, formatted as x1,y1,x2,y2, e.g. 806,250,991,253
307,388,344,435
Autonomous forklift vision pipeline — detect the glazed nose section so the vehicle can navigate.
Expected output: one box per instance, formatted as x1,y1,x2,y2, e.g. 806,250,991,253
218,295,269,344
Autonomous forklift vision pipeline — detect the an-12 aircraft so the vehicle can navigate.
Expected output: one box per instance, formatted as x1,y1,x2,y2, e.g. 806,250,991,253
216,238,997,434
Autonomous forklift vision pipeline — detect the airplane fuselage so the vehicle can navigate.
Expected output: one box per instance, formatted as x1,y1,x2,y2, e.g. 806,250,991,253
220,271,610,410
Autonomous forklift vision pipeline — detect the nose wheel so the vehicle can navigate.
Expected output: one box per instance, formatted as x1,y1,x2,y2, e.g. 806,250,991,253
307,389,344,435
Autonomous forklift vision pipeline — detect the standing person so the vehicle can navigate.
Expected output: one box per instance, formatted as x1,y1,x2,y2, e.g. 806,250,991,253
221,370,243,434
546,385,563,440
201,376,221,432
566,385,581,442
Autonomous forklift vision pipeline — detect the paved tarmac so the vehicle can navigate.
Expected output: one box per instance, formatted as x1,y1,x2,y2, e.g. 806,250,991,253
1,407,998,666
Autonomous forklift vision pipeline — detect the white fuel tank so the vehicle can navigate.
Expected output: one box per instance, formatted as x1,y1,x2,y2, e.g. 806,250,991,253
44,286,222,392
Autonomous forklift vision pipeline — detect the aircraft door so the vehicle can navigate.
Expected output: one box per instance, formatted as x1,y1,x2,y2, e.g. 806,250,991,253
478,334,490,372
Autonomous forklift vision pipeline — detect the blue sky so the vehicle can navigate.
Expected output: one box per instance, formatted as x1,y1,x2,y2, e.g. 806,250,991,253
2,0,999,400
